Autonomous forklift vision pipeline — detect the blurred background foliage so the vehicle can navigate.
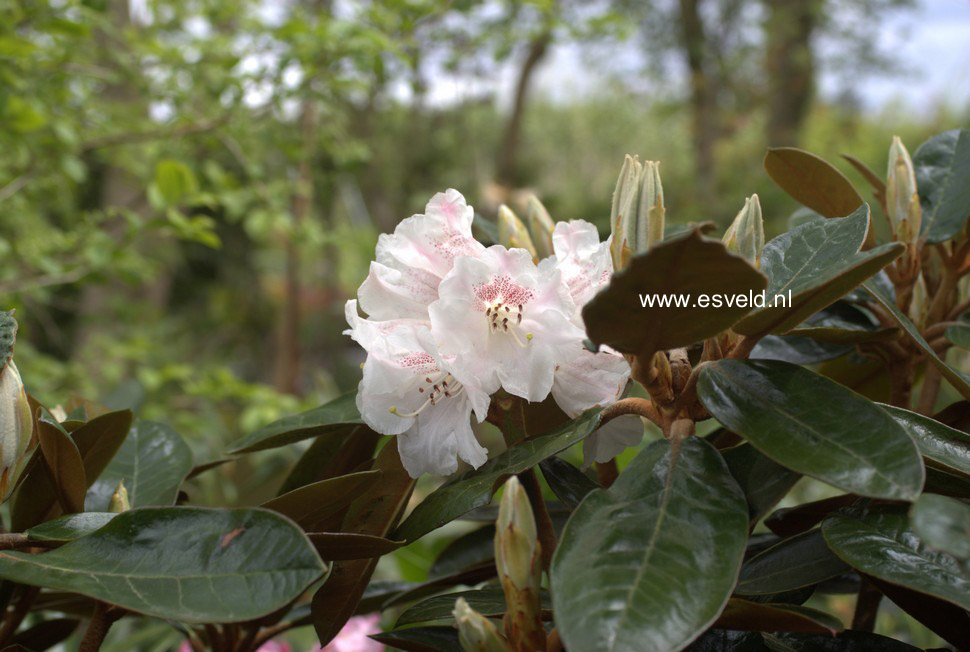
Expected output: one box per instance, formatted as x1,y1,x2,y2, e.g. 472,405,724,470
0,0,966,647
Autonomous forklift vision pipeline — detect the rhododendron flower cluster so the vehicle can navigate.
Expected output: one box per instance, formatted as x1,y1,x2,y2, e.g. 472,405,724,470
345,189,641,477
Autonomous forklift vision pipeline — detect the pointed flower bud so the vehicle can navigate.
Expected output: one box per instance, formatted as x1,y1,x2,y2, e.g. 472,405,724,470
610,154,642,270
495,476,538,590
454,597,511,652
638,160,665,252
610,156,665,271
909,271,929,329
497,205,537,260
525,195,555,260
722,194,765,269
886,136,921,245
0,359,33,502
109,479,130,512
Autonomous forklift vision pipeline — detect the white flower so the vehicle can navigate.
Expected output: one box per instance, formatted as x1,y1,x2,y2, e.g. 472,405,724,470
358,189,485,320
545,220,641,464
429,245,585,402
345,301,489,478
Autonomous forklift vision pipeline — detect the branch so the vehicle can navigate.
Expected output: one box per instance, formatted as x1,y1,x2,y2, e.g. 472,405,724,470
82,113,231,151
599,397,661,429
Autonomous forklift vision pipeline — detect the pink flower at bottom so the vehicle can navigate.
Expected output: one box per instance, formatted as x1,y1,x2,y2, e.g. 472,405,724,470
315,614,383,652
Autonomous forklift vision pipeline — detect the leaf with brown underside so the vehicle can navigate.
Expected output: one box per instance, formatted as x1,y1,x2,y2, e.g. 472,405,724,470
765,147,864,218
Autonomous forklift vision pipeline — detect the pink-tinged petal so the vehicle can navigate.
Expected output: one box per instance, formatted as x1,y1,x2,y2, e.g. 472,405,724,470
399,391,488,477
549,220,614,308
583,415,644,465
552,219,602,260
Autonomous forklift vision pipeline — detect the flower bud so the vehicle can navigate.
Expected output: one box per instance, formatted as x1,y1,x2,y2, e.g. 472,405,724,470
722,194,765,269
109,479,130,512
610,155,642,270
0,360,33,502
637,160,665,252
497,205,537,260
909,271,929,329
886,136,921,245
525,195,555,260
495,476,538,590
453,598,511,652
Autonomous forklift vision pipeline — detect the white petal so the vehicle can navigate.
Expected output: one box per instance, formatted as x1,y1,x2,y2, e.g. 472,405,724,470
582,415,643,466
552,347,631,417
397,389,487,477
358,261,438,320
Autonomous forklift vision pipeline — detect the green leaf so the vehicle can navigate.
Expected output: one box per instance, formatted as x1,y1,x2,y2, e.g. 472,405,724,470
764,495,858,537
35,419,87,515
26,513,116,544
736,529,849,596
765,630,922,651
0,507,326,622
551,437,748,652
750,334,852,365
721,443,801,524
582,228,767,358
85,421,193,511
395,588,550,627
869,578,970,650
229,392,362,454
370,626,462,652
307,532,403,560
715,598,843,636
429,526,495,578
734,206,904,336
312,439,416,646
0,310,16,371
262,470,382,530
539,456,599,510
153,159,198,206
914,129,970,243
698,360,924,500
764,148,865,219
945,324,970,349
864,280,970,401
881,404,970,478
822,506,970,610
909,493,970,559
394,409,603,543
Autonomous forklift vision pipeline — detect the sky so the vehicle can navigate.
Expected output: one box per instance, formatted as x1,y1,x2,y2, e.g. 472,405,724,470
420,0,970,116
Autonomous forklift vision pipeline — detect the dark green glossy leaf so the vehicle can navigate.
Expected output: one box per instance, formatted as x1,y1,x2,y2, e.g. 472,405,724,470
721,444,801,524
734,207,904,336
262,470,381,531
13,409,133,530
750,334,852,364
736,529,848,595
0,507,326,622
551,437,748,652
370,626,462,652
925,466,970,497
914,129,970,243
279,425,380,494
85,421,193,511
698,360,923,500
229,392,362,454
381,563,497,611
395,588,551,627
395,409,602,543
864,280,970,401
881,404,970,478
312,439,416,646
429,526,495,579
763,494,858,538
764,148,865,219
715,598,842,635
308,532,404,560
0,310,16,371
36,419,86,514
539,456,599,510
822,506,970,610
27,512,116,543
582,228,766,358
764,630,922,651
910,493,970,559
786,324,898,344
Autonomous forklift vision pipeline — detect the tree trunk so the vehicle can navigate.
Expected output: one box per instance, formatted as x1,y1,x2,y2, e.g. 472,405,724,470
677,0,719,215
764,0,821,146
495,32,552,188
